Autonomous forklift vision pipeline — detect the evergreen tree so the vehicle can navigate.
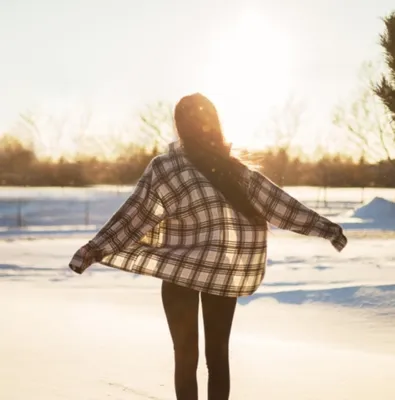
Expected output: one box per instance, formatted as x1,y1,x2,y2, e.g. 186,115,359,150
374,12,395,142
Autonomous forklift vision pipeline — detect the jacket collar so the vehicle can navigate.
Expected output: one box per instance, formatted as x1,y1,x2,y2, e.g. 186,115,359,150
168,140,183,153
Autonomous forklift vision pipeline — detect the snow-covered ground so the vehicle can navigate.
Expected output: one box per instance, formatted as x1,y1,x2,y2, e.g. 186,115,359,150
1,187,395,399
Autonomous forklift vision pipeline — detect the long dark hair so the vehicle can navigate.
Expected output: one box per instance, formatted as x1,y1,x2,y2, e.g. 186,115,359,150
174,93,263,224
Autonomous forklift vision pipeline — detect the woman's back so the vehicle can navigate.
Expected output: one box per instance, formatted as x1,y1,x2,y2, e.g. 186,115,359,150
69,138,346,297
101,140,268,297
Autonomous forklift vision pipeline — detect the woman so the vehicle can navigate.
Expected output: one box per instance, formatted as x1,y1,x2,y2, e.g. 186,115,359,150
69,93,347,400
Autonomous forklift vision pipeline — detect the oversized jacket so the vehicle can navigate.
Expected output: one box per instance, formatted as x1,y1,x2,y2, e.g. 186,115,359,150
69,141,347,297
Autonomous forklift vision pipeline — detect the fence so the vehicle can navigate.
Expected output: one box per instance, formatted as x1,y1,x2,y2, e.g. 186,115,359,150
0,186,130,229
0,186,378,230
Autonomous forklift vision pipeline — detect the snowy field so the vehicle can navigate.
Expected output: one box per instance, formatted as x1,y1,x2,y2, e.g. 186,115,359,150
1,186,395,399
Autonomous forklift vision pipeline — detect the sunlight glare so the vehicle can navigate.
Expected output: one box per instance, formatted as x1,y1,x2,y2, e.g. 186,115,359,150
203,11,296,149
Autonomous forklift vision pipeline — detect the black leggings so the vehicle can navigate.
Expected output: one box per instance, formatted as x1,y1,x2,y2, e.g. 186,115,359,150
161,281,237,400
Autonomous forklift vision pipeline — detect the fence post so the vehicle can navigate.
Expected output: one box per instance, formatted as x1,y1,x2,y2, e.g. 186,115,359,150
85,199,90,226
16,199,23,228
323,186,328,208
316,187,321,209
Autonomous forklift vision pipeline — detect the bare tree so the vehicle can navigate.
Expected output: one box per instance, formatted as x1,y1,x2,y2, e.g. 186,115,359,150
333,61,395,164
13,108,94,160
138,100,175,151
267,96,306,151
248,96,306,186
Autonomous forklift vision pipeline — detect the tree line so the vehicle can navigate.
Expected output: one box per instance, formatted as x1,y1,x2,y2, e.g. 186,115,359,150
0,134,394,187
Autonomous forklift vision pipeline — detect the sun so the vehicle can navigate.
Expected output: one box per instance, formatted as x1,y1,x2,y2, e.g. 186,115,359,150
202,11,296,149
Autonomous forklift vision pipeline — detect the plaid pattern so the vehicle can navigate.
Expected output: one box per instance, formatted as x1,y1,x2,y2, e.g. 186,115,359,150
69,141,347,297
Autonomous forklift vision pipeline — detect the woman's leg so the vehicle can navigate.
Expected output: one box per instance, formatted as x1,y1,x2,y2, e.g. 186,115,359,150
161,281,200,400
201,292,237,400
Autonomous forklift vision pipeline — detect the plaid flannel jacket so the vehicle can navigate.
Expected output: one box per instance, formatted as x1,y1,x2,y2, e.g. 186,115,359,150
69,141,347,297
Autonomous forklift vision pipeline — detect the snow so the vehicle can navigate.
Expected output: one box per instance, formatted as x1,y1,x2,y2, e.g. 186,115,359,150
352,197,395,221
1,186,395,236
1,187,395,399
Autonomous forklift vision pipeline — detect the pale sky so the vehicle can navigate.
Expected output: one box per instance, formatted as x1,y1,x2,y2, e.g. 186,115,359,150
1,0,394,154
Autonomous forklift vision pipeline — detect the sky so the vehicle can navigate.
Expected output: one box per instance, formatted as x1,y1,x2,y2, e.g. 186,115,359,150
0,0,394,155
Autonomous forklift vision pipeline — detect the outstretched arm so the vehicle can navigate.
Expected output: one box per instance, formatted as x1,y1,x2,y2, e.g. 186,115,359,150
248,170,347,252
69,159,167,273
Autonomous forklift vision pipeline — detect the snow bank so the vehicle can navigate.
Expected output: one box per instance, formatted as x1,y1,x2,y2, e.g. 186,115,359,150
352,197,395,220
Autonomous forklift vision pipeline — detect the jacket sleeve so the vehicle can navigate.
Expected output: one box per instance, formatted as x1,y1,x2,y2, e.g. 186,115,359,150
248,170,347,252
90,158,167,254
69,158,167,273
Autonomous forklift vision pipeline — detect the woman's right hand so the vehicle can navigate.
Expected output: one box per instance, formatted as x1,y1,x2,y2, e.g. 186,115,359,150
69,244,96,274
